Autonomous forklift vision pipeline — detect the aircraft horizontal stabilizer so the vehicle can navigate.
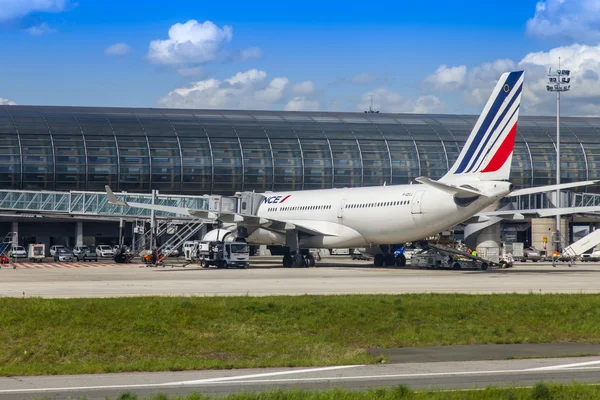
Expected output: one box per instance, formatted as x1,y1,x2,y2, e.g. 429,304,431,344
476,210,526,220
416,177,485,198
508,181,599,197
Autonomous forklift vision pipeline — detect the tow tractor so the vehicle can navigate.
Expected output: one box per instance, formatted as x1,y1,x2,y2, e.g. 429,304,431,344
197,241,249,269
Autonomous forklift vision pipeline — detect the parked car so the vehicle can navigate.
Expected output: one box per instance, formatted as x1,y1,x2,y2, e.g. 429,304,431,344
162,245,179,257
96,245,115,258
73,246,88,257
50,245,66,256
9,245,27,258
521,247,542,262
54,248,74,262
75,246,98,262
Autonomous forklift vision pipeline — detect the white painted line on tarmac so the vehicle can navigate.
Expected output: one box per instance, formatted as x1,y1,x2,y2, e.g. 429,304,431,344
3,361,600,395
172,365,364,385
526,359,600,371
193,368,548,385
0,365,363,394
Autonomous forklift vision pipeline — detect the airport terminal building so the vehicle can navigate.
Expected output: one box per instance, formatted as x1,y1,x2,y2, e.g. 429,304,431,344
0,105,599,250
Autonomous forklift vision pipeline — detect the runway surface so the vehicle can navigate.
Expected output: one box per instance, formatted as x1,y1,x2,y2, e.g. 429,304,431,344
1,257,600,298
2,356,600,399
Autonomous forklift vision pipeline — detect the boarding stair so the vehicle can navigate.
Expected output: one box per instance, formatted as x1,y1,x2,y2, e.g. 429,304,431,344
132,219,181,254
153,218,206,266
0,232,16,269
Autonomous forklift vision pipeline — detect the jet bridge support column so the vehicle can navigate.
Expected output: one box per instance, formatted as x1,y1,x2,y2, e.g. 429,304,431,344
76,222,83,247
11,222,18,246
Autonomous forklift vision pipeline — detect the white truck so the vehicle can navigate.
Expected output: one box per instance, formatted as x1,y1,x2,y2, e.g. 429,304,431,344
197,241,249,269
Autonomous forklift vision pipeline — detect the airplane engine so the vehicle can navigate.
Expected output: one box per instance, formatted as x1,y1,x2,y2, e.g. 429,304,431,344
246,228,286,246
202,228,236,242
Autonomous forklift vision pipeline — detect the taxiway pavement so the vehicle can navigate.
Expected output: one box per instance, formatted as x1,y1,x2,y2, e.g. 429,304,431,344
2,356,600,399
1,258,600,298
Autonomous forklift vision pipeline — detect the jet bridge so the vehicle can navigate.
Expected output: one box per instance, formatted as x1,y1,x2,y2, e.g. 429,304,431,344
0,189,241,220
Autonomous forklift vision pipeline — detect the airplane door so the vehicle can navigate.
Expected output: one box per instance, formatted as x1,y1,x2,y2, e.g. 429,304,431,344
411,191,425,214
338,199,347,219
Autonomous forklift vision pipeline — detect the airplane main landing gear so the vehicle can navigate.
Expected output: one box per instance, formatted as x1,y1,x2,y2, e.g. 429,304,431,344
373,245,404,267
283,251,315,268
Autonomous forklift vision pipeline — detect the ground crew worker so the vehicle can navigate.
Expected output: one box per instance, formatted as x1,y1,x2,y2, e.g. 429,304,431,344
472,249,478,257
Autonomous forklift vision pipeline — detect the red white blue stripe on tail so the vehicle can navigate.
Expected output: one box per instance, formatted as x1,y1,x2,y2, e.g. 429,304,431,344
441,70,524,183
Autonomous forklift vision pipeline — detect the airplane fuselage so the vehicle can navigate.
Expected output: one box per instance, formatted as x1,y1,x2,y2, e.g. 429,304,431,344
247,181,512,248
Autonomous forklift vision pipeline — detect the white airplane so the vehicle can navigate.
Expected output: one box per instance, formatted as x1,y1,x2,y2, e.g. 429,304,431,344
106,70,597,268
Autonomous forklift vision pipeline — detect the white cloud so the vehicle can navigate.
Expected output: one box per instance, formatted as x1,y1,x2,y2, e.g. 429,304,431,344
292,81,316,95
0,0,71,21
357,88,446,114
285,97,320,111
526,0,600,43
105,43,132,56
25,22,55,36
351,73,379,85
159,69,319,111
239,47,262,61
148,20,233,65
0,97,16,105
424,43,600,116
423,64,467,92
147,20,262,76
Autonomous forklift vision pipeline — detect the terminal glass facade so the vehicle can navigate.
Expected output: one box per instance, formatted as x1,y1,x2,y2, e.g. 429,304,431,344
0,105,597,195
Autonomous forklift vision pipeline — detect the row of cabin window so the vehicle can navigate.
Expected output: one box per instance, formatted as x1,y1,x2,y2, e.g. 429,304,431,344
346,200,409,209
267,205,332,212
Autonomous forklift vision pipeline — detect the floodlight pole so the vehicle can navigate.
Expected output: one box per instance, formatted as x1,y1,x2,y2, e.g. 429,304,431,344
546,58,571,254
555,87,560,251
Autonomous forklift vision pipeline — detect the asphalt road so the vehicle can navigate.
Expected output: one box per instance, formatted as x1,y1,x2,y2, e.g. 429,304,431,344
1,257,600,298
2,356,600,399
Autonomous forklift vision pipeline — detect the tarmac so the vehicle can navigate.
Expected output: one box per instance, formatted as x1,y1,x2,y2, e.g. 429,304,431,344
2,354,600,399
1,257,600,298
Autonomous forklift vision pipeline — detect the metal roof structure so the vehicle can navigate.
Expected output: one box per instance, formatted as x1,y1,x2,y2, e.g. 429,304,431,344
0,105,597,195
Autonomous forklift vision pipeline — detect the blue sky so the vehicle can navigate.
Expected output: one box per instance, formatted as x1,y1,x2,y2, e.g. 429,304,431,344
1,0,599,115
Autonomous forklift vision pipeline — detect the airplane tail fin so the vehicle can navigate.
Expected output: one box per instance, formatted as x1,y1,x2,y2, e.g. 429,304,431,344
440,70,524,183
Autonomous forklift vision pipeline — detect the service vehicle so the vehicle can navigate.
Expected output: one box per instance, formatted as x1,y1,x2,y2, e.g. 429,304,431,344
9,245,27,259
183,240,199,261
96,245,114,258
28,244,45,262
198,241,249,269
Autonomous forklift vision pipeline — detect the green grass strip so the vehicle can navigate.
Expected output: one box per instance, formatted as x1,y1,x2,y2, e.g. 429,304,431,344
3,294,600,376
29,383,600,400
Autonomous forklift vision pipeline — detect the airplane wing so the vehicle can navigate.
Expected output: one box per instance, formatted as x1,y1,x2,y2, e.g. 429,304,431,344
105,186,337,237
508,181,599,197
476,206,600,220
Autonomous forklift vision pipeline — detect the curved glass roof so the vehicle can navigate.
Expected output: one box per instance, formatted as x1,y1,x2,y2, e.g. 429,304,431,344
0,105,596,195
